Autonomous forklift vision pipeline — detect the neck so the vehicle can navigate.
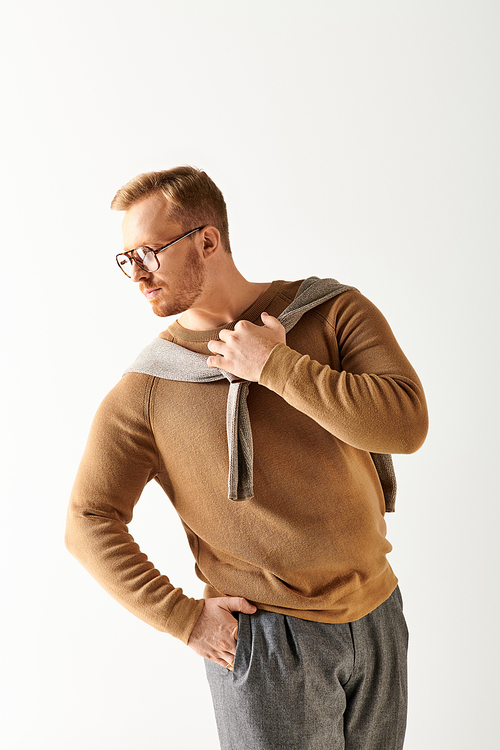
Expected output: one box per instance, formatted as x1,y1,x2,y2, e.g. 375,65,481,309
178,264,271,331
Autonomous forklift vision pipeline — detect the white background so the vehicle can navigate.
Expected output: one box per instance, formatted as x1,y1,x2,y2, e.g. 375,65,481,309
1,1,498,748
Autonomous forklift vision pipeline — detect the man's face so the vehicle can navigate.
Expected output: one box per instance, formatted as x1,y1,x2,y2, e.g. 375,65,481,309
122,193,206,318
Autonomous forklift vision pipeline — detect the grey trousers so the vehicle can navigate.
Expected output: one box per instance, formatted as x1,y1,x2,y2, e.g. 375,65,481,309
205,587,408,750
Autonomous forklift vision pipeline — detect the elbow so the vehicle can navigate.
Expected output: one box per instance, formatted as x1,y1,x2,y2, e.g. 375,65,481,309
64,505,83,559
397,407,429,454
64,516,76,557
399,432,427,455
390,383,429,454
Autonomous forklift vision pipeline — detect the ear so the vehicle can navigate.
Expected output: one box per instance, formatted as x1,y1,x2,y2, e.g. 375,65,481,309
200,226,221,259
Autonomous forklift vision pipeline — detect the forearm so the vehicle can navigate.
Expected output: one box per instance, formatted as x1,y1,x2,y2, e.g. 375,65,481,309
259,343,427,454
65,504,203,643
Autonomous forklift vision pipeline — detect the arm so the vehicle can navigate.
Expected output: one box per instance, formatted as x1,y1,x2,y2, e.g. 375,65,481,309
65,374,204,643
208,291,428,455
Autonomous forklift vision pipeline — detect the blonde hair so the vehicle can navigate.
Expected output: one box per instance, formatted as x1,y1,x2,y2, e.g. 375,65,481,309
111,166,231,252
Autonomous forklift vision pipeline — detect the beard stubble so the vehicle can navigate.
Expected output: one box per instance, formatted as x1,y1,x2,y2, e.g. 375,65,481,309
141,244,207,318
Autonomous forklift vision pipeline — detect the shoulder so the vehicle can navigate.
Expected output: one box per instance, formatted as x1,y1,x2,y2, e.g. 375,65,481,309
92,372,157,434
316,288,377,322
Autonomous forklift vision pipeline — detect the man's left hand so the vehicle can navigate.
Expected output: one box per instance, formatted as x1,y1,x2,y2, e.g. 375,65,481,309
207,312,286,381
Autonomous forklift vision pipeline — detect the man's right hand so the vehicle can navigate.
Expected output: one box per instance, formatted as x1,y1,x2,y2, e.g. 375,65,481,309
187,597,257,669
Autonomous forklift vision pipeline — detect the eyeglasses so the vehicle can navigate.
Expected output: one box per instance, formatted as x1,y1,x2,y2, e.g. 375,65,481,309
116,226,206,278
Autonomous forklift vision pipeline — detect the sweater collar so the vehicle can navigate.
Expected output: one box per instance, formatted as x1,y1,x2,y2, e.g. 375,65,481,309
161,280,287,344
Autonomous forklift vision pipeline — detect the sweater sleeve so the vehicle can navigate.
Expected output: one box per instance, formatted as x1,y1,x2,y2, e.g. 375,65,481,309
259,290,428,455
65,373,204,643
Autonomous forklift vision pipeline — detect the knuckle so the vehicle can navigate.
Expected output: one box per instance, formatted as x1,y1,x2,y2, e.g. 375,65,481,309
235,320,249,331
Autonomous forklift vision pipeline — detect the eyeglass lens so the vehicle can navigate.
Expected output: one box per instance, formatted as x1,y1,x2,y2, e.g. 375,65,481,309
117,248,159,277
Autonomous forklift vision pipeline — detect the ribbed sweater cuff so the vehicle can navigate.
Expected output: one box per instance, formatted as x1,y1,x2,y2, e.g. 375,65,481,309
259,343,303,395
166,597,205,644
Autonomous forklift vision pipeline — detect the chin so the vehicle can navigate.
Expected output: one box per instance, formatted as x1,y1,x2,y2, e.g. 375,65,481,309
151,304,175,318
150,300,189,318
152,308,169,318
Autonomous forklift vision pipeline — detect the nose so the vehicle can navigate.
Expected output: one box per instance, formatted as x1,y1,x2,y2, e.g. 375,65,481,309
130,260,151,283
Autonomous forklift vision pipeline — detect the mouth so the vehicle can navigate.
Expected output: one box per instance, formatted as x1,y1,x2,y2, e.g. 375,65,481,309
143,287,162,300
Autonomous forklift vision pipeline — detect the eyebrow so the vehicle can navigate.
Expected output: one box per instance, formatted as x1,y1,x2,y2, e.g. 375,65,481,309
123,240,166,252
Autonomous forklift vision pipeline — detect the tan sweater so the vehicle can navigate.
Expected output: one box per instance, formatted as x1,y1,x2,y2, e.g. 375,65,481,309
66,280,428,644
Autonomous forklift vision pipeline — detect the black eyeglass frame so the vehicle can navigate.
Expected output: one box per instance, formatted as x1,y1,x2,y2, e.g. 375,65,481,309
116,226,206,278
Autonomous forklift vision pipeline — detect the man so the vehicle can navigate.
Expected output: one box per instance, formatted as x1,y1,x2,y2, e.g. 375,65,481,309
66,166,428,749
